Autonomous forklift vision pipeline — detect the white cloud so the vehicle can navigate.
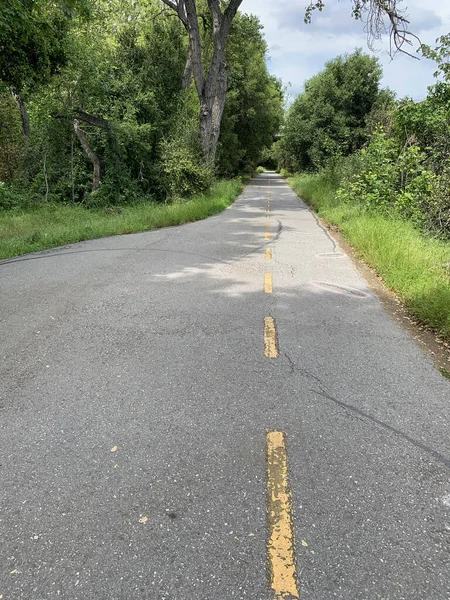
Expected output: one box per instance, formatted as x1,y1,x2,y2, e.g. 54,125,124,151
241,0,450,100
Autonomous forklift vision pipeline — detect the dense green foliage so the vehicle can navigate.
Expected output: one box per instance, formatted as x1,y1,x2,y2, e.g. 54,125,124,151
279,43,450,239
0,0,282,210
278,51,389,172
334,55,450,237
0,0,90,91
219,15,283,175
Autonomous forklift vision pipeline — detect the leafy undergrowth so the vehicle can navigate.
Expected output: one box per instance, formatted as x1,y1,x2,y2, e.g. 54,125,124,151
289,173,450,342
0,179,242,260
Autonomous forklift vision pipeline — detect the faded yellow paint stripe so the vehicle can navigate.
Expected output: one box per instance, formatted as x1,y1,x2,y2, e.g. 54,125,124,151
265,248,272,260
264,273,273,294
264,317,279,358
267,430,299,599
265,232,271,240
266,222,270,228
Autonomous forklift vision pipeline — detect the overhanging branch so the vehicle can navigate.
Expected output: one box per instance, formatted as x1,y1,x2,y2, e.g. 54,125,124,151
305,1,421,58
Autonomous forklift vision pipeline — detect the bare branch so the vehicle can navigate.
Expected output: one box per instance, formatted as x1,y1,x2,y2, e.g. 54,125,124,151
160,0,187,26
305,1,421,59
73,119,100,192
159,0,178,11
76,111,111,131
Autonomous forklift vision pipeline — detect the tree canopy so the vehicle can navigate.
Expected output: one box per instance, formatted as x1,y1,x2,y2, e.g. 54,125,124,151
0,0,282,205
279,50,387,172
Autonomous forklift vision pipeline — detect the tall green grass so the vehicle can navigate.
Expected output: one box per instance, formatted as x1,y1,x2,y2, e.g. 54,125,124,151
289,173,450,341
0,179,242,260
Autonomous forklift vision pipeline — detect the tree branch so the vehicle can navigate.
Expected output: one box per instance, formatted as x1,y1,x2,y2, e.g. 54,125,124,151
184,0,204,94
223,0,243,27
304,1,420,58
51,110,111,130
207,0,222,35
160,0,188,27
182,46,193,89
76,111,111,131
73,119,100,192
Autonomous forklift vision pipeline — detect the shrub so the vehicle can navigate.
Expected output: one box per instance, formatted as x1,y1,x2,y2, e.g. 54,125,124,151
159,136,213,200
0,182,28,210
336,127,449,236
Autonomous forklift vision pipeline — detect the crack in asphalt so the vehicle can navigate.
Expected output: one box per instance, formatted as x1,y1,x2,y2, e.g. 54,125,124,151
310,386,450,471
283,352,296,375
280,352,450,470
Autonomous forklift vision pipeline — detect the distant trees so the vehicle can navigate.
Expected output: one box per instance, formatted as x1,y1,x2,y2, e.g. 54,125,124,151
279,35,450,237
218,14,283,175
280,51,387,172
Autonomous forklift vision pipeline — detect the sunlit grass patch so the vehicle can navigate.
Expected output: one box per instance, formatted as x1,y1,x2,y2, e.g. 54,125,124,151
0,179,242,261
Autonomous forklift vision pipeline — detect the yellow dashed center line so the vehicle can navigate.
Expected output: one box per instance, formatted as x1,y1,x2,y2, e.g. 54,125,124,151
265,248,272,260
266,222,270,228
264,273,273,294
264,317,279,358
265,232,271,240
267,430,299,599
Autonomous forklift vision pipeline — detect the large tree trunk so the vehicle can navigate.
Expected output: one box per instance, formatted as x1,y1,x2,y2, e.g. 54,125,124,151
199,59,227,162
10,88,30,138
73,118,100,192
161,0,243,163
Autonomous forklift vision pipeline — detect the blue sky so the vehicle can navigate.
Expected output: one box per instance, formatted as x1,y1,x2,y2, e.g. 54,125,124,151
241,0,450,102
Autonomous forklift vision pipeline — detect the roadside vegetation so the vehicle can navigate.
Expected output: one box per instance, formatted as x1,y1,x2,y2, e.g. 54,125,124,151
0,0,283,257
289,171,450,340
273,46,450,343
0,179,242,260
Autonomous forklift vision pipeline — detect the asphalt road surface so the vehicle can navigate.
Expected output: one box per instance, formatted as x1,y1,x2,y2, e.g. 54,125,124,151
1,172,450,600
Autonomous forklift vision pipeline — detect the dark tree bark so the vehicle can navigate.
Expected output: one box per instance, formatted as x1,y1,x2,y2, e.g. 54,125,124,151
10,88,30,138
161,0,243,162
76,111,112,131
73,119,100,192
